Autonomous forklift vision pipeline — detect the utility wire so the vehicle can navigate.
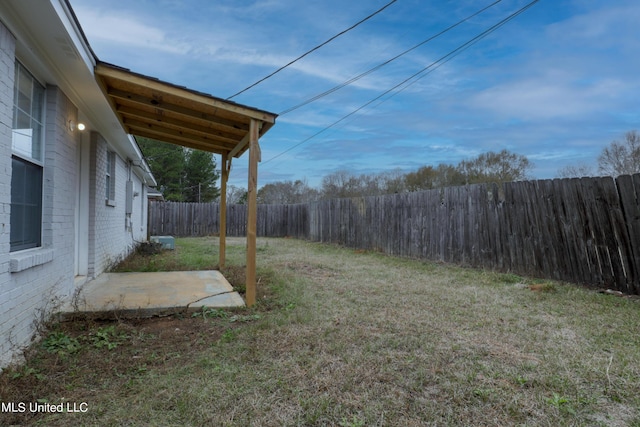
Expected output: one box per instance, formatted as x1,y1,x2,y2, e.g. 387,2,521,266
226,0,398,100
262,0,540,166
279,0,503,116
365,1,538,110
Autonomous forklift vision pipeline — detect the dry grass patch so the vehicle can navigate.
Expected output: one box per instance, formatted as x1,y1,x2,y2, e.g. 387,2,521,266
1,237,640,426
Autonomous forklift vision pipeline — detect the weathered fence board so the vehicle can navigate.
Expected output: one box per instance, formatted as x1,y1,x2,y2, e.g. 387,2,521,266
617,174,640,293
148,202,308,238
148,173,640,294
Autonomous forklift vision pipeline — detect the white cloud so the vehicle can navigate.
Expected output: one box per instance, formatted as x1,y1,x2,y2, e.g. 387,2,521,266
471,76,627,120
546,3,640,51
73,6,190,54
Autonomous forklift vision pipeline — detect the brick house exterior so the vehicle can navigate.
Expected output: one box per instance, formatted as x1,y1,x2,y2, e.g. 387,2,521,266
0,0,156,367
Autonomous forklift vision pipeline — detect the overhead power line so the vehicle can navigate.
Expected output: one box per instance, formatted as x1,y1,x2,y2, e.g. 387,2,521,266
262,0,540,166
226,0,398,100
279,0,503,116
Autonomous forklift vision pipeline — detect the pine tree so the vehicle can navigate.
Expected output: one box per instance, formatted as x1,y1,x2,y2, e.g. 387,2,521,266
137,137,185,201
183,149,220,202
136,137,220,202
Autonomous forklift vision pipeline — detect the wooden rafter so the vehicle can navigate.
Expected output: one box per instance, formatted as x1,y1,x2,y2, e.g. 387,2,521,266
107,89,250,134
116,105,247,140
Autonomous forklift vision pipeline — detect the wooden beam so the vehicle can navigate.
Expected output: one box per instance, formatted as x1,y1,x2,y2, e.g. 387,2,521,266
94,70,129,134
126,131,232,154
107,88,251,132
228,132,251,159
219,153,230,269
122,116,240,146
117,105,246,141
229,119,265,159
245,119,261,307
95,63,277,123
124,119,234,152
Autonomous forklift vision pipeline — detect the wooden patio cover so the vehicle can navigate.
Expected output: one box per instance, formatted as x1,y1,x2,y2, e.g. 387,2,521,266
94,61,278,307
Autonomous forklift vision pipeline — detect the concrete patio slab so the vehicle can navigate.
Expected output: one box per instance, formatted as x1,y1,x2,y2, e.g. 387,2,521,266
61,270,245,320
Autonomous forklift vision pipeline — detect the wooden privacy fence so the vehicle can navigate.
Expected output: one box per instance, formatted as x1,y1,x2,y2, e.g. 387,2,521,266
148,174,640,294
308,175,640,295
148,201,308,239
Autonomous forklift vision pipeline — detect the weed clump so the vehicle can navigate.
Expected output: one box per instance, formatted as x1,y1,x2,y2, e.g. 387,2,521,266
42,331,81,356
135,241,164,256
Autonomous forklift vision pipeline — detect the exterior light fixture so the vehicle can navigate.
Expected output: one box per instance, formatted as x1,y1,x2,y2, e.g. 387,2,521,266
68,120,86,132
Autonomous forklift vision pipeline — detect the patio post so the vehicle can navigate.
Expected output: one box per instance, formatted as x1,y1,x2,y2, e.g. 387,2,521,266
219,152,229,269
246,118,261,307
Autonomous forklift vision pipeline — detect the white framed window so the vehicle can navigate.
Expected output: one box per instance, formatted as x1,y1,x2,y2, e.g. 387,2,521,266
11,61,45,252
106,150,116,206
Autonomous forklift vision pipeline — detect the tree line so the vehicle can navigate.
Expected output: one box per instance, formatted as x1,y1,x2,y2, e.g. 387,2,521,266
138,130,640,204
253,131,640,204
256,149,533,204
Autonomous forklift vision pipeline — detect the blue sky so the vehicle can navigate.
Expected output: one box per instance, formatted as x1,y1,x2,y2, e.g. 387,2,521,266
71,0,640,188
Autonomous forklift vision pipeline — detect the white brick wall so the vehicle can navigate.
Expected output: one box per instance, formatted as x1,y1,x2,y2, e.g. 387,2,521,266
0,83,82,367
88,133,146,275
0,19,151,368
0,21,18,368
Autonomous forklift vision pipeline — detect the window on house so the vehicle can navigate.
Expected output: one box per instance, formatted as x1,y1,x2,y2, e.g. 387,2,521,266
11,61,44,252
106,150,116,205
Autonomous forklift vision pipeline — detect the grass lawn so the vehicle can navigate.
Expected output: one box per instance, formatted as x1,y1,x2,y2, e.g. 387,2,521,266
1,237,640,426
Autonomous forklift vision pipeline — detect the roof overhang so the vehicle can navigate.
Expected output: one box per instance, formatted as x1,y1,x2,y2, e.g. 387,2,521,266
94,61,277,158
0,0,157,186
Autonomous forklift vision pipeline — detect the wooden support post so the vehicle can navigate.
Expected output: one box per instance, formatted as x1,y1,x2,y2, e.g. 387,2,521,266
219,152,230,269
246,119,261,307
